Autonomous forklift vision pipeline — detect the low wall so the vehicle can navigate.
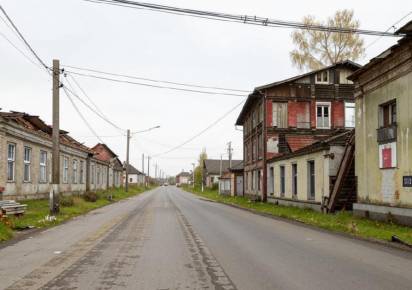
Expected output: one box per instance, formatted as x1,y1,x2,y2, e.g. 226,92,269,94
353,203,412,226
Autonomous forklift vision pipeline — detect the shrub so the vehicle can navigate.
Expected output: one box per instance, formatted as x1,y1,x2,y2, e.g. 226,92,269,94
60,195,75,207
83,191,98,202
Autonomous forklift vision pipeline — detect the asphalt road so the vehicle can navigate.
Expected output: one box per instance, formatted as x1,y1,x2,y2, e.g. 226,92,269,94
1,186,412,290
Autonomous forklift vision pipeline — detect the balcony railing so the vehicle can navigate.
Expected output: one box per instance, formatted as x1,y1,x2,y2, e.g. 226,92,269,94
377,124,397,143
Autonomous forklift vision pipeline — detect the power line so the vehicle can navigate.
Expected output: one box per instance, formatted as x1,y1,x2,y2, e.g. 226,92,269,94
84,0,400,37
62,85,105,144
64,65,249,93
63,74,125,132
65,70,247,97
0,4,49,70
151,99,245,157
365,11,412,50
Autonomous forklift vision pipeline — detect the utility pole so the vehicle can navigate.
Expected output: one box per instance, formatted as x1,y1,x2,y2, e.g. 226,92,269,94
125,129,131,192
142,153,145,175
147,156,150,183
219,154,223,194
51,59,60,215
227,141,233,169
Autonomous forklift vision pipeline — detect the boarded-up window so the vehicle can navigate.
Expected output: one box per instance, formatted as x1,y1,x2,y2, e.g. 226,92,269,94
297,102,310,129
272,102,288,128
379,142,397,169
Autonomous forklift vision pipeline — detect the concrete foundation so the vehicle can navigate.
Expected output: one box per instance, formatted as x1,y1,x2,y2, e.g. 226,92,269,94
353,203,412,226
268,196,322,212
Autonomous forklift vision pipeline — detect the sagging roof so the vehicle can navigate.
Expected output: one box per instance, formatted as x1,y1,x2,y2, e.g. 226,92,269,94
235,60,361,125
124,163,144,175
0,111,92,153
286,135,317,152
203,159,243,175
268,130,354,163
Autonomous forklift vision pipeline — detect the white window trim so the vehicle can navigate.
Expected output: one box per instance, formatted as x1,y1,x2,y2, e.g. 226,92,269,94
7,143,16,182
315,71,329,84
40,150,48,183
73,160,78,184
316,102,331,129
63,157,69,184
23,146,32,182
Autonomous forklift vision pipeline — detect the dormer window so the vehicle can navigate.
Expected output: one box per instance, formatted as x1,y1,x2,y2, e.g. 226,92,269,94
316,71,329,84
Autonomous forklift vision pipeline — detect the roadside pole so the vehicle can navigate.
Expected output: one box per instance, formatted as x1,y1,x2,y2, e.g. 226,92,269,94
191,163,195,188
147,156,150,185
227,141,233,169
219,154,223,194
51,59,60,215
125,129,130,192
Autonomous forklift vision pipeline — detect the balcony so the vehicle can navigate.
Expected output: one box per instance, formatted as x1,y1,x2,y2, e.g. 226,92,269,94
377,124,397,144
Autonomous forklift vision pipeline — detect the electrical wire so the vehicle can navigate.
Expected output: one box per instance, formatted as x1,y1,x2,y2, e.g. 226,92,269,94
0,4,49,70
62,85,105,144
65,70,247,97
151,99,245,157
63,75,125,132
64,65,250,93
84,0,400,37
365,11,412,50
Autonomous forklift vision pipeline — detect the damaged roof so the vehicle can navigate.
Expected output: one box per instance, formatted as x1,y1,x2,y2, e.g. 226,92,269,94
0,111,92,153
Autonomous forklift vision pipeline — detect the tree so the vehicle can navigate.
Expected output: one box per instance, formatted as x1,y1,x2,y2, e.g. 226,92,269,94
290,9,364,71
194,149,207,187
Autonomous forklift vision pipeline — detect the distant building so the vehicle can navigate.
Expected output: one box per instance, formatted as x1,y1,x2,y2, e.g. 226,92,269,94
176,171,191,186
236,60,360,200
124,163,145,185
218,161,244,196
91,143,123,188
0,111,110,200
348,21,412,225
203,159,242,188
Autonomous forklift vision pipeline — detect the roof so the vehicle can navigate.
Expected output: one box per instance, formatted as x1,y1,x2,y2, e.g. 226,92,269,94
286,135,316,152
203,159,243,175
0,111,91,153
395,20,412,35
124,163,143,175
176,171,191,177
229,160,244,172
91,143,118,161
268,130,354,162
236,60,361,125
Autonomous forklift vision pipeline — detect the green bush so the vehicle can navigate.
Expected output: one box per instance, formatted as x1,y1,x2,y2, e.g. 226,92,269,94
83,191,98,202
59,195,75,207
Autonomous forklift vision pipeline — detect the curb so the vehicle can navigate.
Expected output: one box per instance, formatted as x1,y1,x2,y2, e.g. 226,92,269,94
186,190,412,254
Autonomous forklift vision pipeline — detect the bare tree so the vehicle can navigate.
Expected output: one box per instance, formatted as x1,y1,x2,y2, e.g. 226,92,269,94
290,10,364,71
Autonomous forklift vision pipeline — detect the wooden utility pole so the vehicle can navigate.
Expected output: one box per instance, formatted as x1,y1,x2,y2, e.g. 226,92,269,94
147,156,150,183
125,129,130,192
142,153,145,174
227,141,233,168
51,59,60,215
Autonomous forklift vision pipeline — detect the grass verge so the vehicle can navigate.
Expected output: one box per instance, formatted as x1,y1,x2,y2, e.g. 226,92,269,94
0,185,154,242
183,186,412,245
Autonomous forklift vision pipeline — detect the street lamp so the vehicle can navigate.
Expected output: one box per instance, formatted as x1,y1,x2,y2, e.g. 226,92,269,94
125,125,160,192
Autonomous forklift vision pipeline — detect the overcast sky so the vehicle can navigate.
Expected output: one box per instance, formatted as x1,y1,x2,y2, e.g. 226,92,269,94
1,0,411,177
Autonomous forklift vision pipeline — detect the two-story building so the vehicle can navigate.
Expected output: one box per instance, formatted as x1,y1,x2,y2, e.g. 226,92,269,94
176,171,191,186
348,21,412,225
236,60,361,200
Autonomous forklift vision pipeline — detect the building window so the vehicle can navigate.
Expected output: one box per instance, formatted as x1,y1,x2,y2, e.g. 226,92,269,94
7,143,16,181
272,102,288,128
23,146,32,182
40,150,47,183
269,167,274,196
379,100,396,128
292,163,297,197
79,161,84,184
307,161,315,200
63,157,69,183
316,102,331,129
97,166,101,185
257,170,261,191
345,102,355,128
315,70,329,84
73,160,78,184
91,163,95,184
258,133,263,159
280,165,285,197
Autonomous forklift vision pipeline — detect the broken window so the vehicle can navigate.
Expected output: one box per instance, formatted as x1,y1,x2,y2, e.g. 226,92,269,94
307,161,315,200
280,165,285,197
292,163,297,197
272,102,288,128
379,100,396,128
315,70,329,84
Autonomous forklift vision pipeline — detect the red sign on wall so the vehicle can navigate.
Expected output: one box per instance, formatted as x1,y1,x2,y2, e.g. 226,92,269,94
382,148,392,168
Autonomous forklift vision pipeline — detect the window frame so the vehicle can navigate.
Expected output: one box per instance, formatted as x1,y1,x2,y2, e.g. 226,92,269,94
344,101,355,128
79,160,84,184
63,156,69,184
23,146,32,182
72,159,78,184
307,160,315,200
378,100,397,128
292,163,297,197
280,165,285,197
7,143,16,182
315,70,329,84
316,102,331,129
39,150,48,183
